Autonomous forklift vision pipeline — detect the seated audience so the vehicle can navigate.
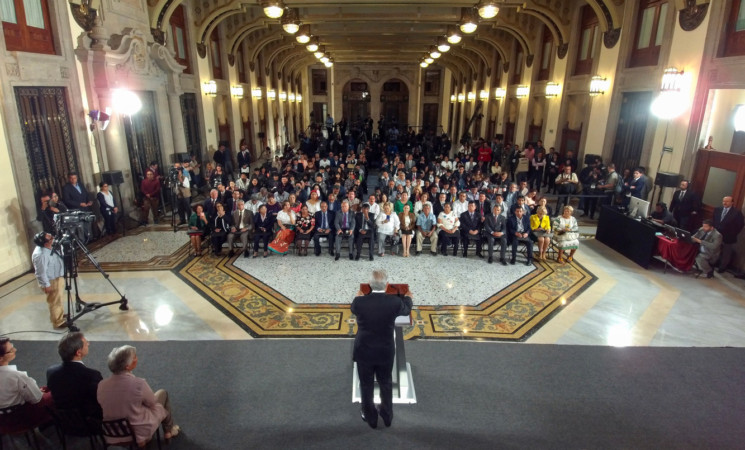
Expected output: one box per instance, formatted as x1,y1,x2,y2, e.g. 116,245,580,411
649,202,676,226
227,200,254,258
530,206,552,261
253,205,273,258
313,202,335,257
692,219,722,278
0,338,53,428
210,203,231,256
484,204,508,265
416,203,438,256
552,206,580,263
97,345,179,446
437,203,460,256
187,204,208,257
507,206,533,265
355,203,376,261
555,165,579,211
46,332,102,419
269,201,296,255
375,202,399,257
398,203,416,257
295,205,315,256
459,201,483,258
334,200,356,261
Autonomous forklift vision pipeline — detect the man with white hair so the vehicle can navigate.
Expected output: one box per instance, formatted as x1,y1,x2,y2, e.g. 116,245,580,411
351,270,413,429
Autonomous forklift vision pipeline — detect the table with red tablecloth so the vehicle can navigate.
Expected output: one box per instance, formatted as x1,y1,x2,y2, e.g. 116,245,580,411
654,235,699,272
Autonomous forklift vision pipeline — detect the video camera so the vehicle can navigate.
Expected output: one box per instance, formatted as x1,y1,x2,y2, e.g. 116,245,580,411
168,167,181,184
53,210,95,247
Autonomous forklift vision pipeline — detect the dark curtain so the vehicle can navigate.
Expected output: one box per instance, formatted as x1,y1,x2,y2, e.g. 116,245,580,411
181,93,203,163
123,91,162,200
612,91,653,172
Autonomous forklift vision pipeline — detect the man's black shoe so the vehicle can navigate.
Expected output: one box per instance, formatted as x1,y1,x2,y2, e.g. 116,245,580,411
488,257,493,264
377,406,392,427
477,253,484,258
330,250,335,256
415,251,420,256
706,271,714,278
228,250,234,257
510,259,516,265
243,250,249,258
349,254,354,260
360,410,377,429
500,259,507,266
525,260,531,266
369,255,374,261
355,254,360,261
315,252,320,256
462,253,467,258
335,254,340,261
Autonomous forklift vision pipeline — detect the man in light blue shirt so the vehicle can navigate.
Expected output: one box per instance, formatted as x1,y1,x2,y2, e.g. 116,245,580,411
415,203,438,256
31,232,66,328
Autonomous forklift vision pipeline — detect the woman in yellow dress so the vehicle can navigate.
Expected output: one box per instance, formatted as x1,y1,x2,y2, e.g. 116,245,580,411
530,206,552,260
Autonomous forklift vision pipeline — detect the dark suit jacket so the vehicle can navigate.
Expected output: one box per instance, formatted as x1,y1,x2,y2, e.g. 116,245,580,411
46,361,103,418
355,212,376,233
669,190,700,218
351,292,413,365
476,200,491,217
334,210,356,232
314,210,336,231
507,215,531,244
237,150,251,169
484,214,507,235
62,183,90,210
629,177,646,199
96,192,116,216
231,209,254,232
254,213,274,234
459,211,482,234
203,198,219,221
713,207,745,244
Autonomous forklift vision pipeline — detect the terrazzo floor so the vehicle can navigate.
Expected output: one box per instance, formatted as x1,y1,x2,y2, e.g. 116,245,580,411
231,252,535,306
90,230,186,263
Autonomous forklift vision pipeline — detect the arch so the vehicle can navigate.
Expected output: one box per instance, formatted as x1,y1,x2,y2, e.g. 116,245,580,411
228,18,271,56
516,5,567,48
458,42,491,72
584,0,621,33
196,4,250,49
473,35,508,63
440,53,473,80
443,50,478,76
288,55,320,79
495,24,533,57
277,47,310,74
265,41,298,70
149,0,182,29
249,33,286,63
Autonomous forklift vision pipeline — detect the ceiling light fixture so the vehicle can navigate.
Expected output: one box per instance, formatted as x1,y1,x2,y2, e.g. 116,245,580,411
324,59,334,68
425,56,434,64
459,8,478,34
437,37,451,53
281,9,300,34
429,47,441,59
306,38,320,52
320,54,330,63
477,0,499,19
314,47,325,58
295,25,311,44
420,61,429,68
262,0,285,19
447,27,462,44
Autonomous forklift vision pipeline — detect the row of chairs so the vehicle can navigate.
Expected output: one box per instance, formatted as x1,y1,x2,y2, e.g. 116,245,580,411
0,405,162,450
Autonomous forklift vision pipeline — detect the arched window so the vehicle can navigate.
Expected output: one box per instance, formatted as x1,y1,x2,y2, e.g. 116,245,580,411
722,0,745,57
169,4,191,74
1,0,55,54
629,0,668,67
574,5,598,76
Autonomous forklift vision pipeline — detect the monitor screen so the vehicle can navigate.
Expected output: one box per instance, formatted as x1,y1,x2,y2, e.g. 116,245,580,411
628,196,650,219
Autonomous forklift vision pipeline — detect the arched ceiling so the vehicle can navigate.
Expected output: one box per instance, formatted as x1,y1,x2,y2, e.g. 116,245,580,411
150,0,625,72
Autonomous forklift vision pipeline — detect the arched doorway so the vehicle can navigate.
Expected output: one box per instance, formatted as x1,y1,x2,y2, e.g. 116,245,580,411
342,79,371,126
380,78,409,130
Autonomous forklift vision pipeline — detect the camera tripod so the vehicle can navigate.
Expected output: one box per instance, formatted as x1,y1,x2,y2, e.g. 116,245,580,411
53,231,129,332
168,180,180,233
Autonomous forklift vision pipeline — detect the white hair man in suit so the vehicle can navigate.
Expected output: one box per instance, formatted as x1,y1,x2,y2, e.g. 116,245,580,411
227,200,254,258
351,270,413,429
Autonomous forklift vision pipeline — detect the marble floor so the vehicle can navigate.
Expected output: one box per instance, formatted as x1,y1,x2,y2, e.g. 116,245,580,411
2,227,745,346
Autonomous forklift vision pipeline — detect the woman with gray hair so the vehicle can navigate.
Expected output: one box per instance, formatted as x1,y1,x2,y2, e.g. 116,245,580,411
96,345,180,446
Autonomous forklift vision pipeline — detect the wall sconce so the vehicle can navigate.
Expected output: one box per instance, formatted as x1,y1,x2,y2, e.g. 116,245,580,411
289,93,296,102
281,8,300,34
477,0,499,19
479,90,488,100
251,88,263,99
296,94,302,102
262,0,285,19
589,76,609,96
450,95,456,103
494,87,506,100
231,85,244,98
459,8,478,34
467,92,476,102
660,67,685,92
296,25,311,44
545,82,561,98
267,89,277,100
202,80,217,97
457,93,465,102
279,91,287,101
516,85,530,98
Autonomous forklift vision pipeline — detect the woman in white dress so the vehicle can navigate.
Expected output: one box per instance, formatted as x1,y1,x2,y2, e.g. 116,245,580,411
375,202,400,256
552,205,580,263
305,190,322,215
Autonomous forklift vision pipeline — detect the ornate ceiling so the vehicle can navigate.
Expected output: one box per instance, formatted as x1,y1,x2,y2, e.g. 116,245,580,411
147,0,626,77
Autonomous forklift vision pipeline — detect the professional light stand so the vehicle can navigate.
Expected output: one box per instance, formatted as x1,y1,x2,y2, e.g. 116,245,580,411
53,230,128,332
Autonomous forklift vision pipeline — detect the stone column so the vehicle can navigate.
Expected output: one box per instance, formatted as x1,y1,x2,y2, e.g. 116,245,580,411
168,90,188,154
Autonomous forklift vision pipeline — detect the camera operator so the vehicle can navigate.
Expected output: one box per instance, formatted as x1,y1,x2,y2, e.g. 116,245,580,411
62,173,93,212
31,232,66,329
140,169,161,226
172,163,192,226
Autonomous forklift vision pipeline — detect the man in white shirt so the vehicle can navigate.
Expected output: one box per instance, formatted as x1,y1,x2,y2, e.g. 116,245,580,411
452,192,470,217
367,195,381,218
0,338,53,424
31,232,66,328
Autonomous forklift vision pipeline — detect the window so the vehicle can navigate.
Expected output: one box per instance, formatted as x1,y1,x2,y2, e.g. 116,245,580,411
169,5,191,74
574,5,598,76
210,29,223,79
723,0,745,57
629,0,668,68
312,69,327,95
537,26,552,81
512,49,523,84
424,70,441,96
1,0,54,54
237,43,246,83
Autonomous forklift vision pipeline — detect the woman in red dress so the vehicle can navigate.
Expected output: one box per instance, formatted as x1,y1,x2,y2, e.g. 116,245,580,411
269,201,296,255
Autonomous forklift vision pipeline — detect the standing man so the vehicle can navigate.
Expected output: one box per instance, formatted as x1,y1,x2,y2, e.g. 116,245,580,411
713,196,744,273
237,144,252,175
176,165,191,226
351,270,413,429
140,169,161,226
669,180,700,231
62,173,92,211
46,332,103,419
31,232,66,328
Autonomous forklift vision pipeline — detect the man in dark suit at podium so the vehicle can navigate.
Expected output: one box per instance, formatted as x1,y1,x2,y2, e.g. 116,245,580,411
46,332,103,419
669,180,700,231
351,270,413,429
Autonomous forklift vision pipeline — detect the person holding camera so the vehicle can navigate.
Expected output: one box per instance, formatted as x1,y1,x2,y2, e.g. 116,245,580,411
31,232,66,328
174,164,192,226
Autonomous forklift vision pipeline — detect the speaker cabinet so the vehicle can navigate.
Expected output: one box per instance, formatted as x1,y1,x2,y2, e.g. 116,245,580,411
170,152,190,163
655,172,682,188
584,154,601,164
101,170,124,185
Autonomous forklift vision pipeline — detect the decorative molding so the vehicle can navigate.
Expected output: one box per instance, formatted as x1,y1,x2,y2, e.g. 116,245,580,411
526,54,534,68
557,42,569,59
503,62,510,73
603,27,621,49
151,27,166,46
70,2,97,32
248,61,255,72
196,42,206,59
60,66,70,79
5,63,19,78
228,54,235,66
679,0,709,32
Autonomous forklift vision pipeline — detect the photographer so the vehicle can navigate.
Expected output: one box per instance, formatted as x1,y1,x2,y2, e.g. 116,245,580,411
31,232,66,328
140,169,161,226
171,163,191,226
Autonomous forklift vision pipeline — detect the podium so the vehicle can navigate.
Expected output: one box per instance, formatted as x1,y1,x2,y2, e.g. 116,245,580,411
351,284,417,405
